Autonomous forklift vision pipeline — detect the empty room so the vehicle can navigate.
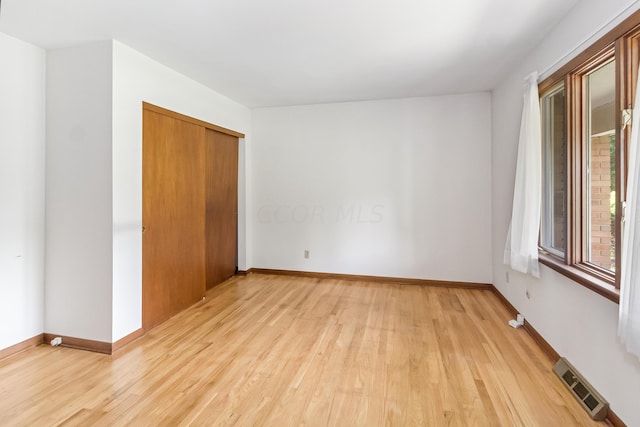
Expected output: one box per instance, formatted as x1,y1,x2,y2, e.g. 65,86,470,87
1,0,640,425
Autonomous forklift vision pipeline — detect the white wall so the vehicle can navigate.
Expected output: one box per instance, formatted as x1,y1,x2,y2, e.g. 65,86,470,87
45,41,114,342
111,41,252,341
492,1,640,425
252,94,492,283
0,33,46,351
18,39,251,346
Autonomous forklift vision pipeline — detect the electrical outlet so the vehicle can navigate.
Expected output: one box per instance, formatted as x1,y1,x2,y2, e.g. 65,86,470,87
304,250,309,259
505,271,510,283
50,337,62,346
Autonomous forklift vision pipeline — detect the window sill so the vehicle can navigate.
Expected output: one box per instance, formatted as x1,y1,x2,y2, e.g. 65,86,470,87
538,253,620,304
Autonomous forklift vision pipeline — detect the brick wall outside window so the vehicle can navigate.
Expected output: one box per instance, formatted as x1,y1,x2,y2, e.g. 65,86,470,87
589,134,615,270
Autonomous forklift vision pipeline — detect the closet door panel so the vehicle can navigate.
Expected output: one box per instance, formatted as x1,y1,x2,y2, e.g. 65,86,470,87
142,109,206,329
205,129,238,288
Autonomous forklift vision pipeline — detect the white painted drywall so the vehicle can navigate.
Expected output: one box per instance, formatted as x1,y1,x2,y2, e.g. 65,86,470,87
111,41,251,342
0,33,46,351
45,41,114,342
251,94,492,283
492,1,640,425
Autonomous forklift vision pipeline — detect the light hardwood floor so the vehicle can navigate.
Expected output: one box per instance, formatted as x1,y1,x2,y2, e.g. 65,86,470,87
0,274,604,426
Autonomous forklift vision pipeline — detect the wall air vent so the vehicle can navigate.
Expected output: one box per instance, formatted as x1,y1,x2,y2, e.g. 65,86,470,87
552,357,608,420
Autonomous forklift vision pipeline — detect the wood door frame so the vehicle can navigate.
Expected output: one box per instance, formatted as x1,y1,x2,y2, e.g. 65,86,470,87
143,103,245,139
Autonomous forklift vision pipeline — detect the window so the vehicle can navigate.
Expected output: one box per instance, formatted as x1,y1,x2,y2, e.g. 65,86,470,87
541,84,566,257
584,60,616,272
539,15,640,302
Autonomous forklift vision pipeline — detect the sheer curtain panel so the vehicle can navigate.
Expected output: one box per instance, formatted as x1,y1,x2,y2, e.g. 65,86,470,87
619,66,640,359
504,72,541,278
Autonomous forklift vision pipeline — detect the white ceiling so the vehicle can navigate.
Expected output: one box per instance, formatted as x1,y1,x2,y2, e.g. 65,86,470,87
1,0,580,108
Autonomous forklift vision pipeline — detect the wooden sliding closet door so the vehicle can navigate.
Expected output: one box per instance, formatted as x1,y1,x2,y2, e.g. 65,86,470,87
142,109,206,330
206,129,239,288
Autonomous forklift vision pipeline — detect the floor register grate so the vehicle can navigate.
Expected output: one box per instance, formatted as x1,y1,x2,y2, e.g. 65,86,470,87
552,357,609,421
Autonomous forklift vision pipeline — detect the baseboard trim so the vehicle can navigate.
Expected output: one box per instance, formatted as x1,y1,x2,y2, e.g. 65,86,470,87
490,285,626,427
489,286,561,362
606,408,627,427
43,333,112,355
0,334,44,361
521,320,561,363
247,268,492,290
112,328,145,353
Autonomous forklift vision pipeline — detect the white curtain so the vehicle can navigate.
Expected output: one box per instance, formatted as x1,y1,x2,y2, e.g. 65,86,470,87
619,66,640,359
504,72,541,278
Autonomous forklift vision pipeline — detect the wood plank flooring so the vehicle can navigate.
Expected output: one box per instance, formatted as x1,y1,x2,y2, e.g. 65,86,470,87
0,274,604,426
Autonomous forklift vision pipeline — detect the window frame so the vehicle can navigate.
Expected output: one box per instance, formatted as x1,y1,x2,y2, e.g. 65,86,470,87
538,10,640,304
572,50,617,280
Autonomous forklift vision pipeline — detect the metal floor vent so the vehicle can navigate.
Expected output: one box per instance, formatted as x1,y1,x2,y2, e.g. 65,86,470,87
552,357,608,420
